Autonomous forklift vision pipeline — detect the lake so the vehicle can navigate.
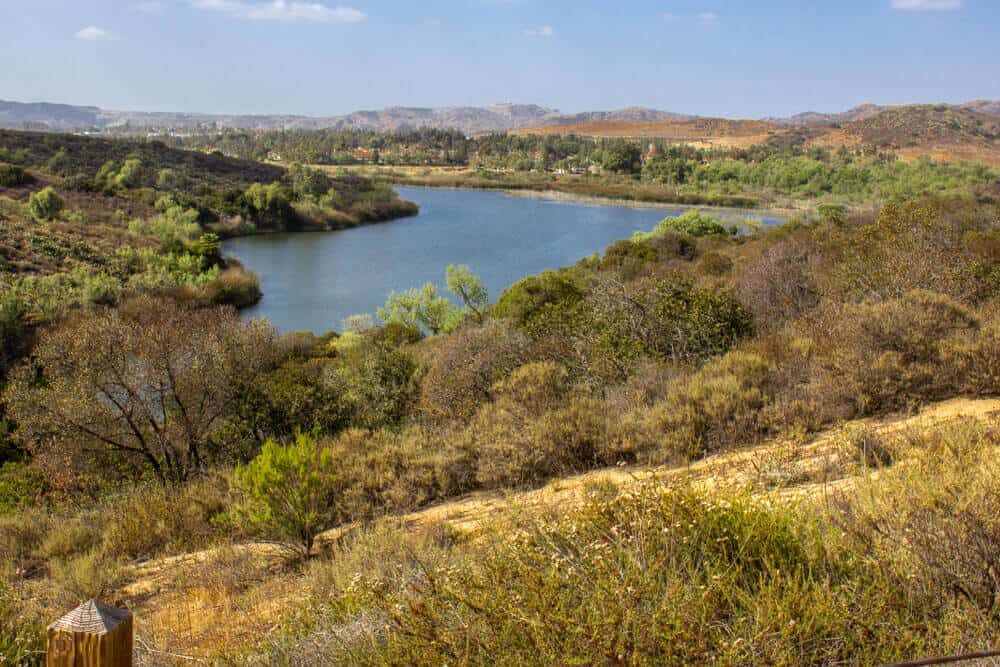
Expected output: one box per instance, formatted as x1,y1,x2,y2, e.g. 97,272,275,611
223,186,782,333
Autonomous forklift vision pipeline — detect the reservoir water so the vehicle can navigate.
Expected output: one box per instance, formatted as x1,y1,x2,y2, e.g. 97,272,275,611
223,186,781,333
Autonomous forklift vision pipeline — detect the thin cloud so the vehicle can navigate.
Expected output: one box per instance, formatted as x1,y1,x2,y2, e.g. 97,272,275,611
190,0,366,23
133,1,163,13
524,25,554,37
699,12,719,26
891,0,961,9
75,26,114,41
660,12,677,22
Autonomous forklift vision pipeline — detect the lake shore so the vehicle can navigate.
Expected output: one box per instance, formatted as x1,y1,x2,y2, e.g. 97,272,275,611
314,164,771,209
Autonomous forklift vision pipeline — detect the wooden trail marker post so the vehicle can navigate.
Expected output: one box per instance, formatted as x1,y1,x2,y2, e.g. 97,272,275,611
47,600,133,667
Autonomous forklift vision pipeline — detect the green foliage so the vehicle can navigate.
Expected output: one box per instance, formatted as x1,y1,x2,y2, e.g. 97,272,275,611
0,164,32,187
635,210,734,240
446,264,488,322
378,282,457,335
234,432,341,554
26,186,64,221
601,139,643,174
0,462,45,515
128,199,202,242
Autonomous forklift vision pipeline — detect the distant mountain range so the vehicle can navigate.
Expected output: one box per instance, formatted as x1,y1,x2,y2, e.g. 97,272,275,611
0,98,996,135
768,100,1000,126
0,101,688,135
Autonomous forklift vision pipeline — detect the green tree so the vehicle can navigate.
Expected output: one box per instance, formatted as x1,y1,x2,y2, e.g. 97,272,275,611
114,158,144,189
378,282,457,335
27,187,65,221
233,432,341,556
602,140,643,175
446,264,488,323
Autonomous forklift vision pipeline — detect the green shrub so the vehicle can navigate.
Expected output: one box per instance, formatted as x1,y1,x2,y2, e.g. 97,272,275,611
636,210,734,239
27,186,64,221
0,164,32,187
233,432,343,555
653,351,773,460
0,462,45,515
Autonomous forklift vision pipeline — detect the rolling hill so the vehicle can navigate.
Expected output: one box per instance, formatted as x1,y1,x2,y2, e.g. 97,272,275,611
5,98,996,136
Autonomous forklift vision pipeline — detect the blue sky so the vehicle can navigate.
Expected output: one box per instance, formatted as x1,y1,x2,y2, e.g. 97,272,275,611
1,0,997,118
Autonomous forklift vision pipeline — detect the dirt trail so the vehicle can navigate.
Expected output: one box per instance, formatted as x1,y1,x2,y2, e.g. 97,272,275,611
120,397,1000,660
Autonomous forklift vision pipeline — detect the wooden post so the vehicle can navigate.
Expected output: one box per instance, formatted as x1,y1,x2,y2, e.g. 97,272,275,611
47,600,133,667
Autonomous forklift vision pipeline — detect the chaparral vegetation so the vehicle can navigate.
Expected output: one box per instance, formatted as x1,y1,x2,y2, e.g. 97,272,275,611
0,120,998,665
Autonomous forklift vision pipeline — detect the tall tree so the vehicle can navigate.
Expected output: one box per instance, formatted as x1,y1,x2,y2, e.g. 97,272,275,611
5,297,280,485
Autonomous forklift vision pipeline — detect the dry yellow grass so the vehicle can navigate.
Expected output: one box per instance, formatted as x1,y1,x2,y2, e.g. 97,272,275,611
112,397,1000,660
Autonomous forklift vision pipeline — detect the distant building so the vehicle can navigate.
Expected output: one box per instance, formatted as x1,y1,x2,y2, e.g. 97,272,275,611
266,151,283,162
353,147,375,162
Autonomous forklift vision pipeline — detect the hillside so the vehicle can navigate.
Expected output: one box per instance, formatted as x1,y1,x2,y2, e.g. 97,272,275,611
510,116,781,148
0,129,416,331
845,104,1000,147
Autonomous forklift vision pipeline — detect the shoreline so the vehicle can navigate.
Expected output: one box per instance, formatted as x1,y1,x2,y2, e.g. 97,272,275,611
389,182,798,222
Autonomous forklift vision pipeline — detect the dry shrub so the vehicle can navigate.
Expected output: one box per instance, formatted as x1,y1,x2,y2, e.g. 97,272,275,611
651,350,773,460
841,425,894,468
839,419,1000,614
463,383,611,490
828,198,992,304
813,290,979,415
420,319,529,421
0,508,48,574
48,550,123,602
36,517,100,562
490,361,570,416
738,235,823,331
329,427,445,518
696,251,734,277
101,474,231,561
942,308,1000,396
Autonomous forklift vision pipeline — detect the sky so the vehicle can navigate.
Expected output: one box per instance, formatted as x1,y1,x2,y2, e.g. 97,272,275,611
0,0,998,119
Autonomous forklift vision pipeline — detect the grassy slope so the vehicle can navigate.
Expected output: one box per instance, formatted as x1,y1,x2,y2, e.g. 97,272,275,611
103,397,1000,660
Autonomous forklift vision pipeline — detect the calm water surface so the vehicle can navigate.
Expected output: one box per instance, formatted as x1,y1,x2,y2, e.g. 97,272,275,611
223,186,781,333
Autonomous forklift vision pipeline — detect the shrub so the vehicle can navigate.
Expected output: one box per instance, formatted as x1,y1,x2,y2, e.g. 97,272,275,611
813,290,979,414
233,432,343,556
653,351,773,460
0,462,45,515
0,579,45,665
696,251,733,276
36,519,100,562
839,420,1000,615
493,267,591,333
941,309,1000,395
49,550,122,602
490,361,570,416
101,476,230,560
420,320,529,421
737,234,823,331
0,164,32,187
637,210,734,239
27,186,65,221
